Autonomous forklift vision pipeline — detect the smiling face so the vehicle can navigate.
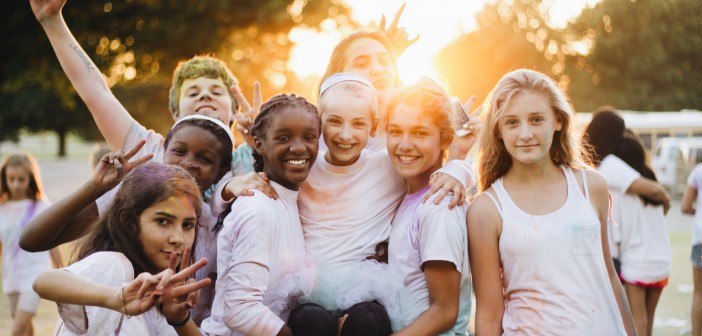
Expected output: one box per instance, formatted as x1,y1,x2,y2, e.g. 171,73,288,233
342,38,397,92
177,77,233,124
498,91,562,166
255,107,320,190
321,92,374,166
164,125,225,193
386,103,448,193
5,165,30,200
139,194,197,270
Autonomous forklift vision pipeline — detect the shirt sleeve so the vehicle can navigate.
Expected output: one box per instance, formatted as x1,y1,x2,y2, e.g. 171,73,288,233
231,143,255,176
124,120,166,157
58,252,133,334
689,164,702,189
432,159,476,190
218,200,285,335
599,155,641,193
417,196,468,273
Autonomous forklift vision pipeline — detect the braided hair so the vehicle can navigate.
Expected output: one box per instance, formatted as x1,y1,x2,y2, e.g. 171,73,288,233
250,93,320,173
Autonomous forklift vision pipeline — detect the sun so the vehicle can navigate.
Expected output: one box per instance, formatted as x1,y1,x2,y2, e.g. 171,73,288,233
287,0,601,87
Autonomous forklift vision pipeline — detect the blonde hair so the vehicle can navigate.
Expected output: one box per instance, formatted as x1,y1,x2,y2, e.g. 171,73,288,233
387,77,455,157
318,81,379,125
0,152,45,202
477,69,588,192
168,55,239,120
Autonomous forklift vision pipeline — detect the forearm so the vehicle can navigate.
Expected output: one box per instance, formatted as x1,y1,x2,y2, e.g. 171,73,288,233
393,304,456,336
38,13,132,150
33,269,120,310
20,180,103,252
174,321,203,336
609,269,637,335
475,316,504,336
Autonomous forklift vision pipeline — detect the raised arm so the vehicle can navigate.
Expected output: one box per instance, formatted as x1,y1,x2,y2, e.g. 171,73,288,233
467,193,505,336
30,0,135,150
20,140,152,251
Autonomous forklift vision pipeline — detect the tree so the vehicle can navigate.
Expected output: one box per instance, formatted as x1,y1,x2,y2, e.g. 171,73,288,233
435,0,558,106
563,0,702,111
0,0,349,156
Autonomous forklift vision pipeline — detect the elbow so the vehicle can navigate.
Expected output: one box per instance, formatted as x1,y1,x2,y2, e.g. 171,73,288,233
433,305,459,333
18,232,41,252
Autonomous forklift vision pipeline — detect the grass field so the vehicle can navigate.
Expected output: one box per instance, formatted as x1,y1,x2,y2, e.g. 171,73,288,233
0,133,696,335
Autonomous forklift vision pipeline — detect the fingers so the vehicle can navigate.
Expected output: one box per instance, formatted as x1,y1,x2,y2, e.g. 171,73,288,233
379,14,386,31
124,138,147,160
168,251,178,272
170,278,211,301
390,3,407,32
231,85,252,113
170,258,209,284
180,246,192,270
423,173,444,203
252,81,262,110
131,153,154,168
463,95,478,115
136,272,164,300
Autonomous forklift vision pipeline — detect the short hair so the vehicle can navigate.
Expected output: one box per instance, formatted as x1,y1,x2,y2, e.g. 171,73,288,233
168,55,240,120
319,31,399,95
250,94,320,173
78,163,202,275
477,69,588,192
0,152,44,202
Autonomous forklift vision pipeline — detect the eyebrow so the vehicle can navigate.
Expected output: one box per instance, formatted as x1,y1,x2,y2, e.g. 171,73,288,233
155,211,176,219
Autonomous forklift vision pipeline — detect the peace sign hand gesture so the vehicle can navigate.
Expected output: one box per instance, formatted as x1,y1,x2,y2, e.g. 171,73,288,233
92,139,153,193
232,81,262,148
379,3,420,56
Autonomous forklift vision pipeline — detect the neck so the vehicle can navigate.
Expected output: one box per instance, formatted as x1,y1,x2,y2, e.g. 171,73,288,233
406,158,443,194
505,158,560,185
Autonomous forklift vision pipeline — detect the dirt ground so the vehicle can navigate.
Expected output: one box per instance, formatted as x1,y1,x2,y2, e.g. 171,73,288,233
0,134,696,335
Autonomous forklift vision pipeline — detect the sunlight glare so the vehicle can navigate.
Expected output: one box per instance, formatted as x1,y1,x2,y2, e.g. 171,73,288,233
287,0,601,86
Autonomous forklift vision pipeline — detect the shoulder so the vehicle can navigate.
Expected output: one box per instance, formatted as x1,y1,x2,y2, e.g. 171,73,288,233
577,167,608,195
66,252,133,284
467,189,502,234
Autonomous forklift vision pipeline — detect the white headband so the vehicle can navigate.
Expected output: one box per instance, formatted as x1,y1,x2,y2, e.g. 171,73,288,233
172,114,234,146
319,72,376,97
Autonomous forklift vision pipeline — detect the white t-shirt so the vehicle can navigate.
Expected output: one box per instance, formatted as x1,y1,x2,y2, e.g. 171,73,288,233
388,185,471,335
55,252,176,336
0,198,52,294
688,164,702,244
201,181,310,336
618,193,671,283
597,155,641,258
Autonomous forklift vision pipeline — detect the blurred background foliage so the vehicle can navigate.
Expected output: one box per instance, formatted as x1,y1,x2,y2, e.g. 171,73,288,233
1,0,700,156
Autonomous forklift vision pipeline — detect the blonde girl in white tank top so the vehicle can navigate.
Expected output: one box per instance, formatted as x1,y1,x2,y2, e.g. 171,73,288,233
467,69,636,335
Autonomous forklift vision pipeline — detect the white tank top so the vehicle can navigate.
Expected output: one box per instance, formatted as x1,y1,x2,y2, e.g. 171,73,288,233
486,166,626,335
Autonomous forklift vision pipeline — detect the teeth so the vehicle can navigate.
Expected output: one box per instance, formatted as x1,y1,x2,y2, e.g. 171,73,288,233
337,144,352,149
287,159,306,165
399,156,418,163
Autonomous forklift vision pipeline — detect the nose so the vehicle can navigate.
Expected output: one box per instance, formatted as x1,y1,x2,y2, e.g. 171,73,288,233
290,137,306,154
178,156,199,176
398,134,413,152
198,90,212,101
519,125,534,140
169,226,184,246
369,59,383,75
339,124,353,141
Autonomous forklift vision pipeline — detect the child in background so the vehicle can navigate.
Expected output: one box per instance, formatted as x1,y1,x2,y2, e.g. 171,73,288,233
0,152,62,336
201,94,321,336
31,159,210,335
614,132,671,336
385,78,472,335
681,164,702,336
468,69,636,335
0,153,63,335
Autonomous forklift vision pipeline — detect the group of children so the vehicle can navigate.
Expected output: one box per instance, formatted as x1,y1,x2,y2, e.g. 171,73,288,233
2,0,679,335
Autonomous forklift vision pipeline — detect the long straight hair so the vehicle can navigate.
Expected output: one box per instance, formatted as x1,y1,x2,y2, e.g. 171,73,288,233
477,69,589,192
0,152,45,203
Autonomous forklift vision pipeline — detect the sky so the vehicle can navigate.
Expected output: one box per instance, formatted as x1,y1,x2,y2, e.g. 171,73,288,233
287,0,601,84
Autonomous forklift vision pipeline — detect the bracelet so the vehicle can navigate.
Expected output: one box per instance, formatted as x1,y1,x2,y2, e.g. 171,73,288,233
119,285,129,316
167,310,191,327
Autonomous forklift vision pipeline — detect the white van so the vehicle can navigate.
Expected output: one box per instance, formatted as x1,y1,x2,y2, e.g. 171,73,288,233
652,137,702,194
